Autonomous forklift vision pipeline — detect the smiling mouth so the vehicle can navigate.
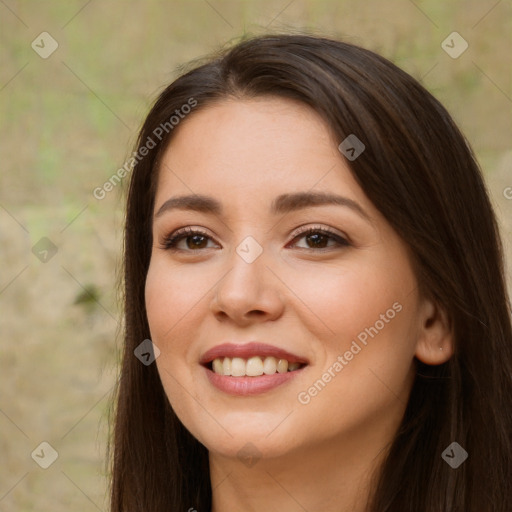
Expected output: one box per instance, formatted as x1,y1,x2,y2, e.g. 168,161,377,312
204,356,308,377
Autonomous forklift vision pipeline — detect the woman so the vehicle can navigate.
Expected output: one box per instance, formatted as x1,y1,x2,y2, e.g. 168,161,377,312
108,33,512,511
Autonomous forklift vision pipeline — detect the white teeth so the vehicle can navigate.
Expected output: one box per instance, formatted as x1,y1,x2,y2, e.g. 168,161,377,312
210,356,304,377
277,359,288,373
231,357,246,377
212,358,223,374
222,357,231,376
246,356,264,376
263,356,277,375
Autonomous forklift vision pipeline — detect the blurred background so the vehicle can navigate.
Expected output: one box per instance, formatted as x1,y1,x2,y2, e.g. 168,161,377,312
0,1,511,510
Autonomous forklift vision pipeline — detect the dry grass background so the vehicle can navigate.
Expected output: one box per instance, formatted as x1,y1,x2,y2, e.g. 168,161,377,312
0,1,511,510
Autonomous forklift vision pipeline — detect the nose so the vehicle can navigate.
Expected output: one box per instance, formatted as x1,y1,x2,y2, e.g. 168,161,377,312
210,243,285,325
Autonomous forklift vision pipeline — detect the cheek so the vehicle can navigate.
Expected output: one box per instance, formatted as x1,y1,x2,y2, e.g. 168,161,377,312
144,256,208,409
288,256,413,349
145,257,210,344
145,257,209,427
289,258,418,421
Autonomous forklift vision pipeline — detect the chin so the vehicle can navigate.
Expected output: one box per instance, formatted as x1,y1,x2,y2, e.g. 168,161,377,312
186,416,300,460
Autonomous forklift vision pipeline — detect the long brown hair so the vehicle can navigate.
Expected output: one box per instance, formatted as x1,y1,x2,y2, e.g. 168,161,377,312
107,32,512,511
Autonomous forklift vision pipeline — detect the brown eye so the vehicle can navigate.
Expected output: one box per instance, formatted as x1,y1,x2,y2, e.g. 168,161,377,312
289,227,350,251
303,232,330,249
160,226,350,253
160,228,217,251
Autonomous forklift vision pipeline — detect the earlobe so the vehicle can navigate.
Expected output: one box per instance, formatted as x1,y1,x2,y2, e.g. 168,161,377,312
414,297,454,365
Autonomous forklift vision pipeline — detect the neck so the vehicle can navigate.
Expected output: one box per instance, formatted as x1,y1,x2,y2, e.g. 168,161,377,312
209,425,392,512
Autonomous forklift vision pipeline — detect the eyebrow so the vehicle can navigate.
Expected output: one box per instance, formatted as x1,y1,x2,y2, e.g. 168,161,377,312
154,191,372,222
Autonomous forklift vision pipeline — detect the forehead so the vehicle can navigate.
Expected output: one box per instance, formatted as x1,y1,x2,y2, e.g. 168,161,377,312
154,97,369,215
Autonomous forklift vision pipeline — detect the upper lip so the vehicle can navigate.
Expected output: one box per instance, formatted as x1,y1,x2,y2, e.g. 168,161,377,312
199,342,309,366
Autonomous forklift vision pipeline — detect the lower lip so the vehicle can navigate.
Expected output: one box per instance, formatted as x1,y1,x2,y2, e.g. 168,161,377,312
203,365,305,396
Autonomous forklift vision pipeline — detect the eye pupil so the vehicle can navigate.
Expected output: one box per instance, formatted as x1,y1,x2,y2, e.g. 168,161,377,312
307,233,328,248
188,235,207,249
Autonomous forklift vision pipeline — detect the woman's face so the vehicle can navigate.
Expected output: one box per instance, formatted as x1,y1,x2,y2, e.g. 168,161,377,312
145,96,448,462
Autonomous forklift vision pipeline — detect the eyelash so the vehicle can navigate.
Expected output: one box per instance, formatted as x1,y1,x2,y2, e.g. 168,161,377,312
159,225,350,253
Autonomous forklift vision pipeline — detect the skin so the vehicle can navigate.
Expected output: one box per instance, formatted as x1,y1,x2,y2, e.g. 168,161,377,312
145,96,454,512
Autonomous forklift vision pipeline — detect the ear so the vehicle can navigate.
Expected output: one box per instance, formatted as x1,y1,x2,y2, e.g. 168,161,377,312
414,296,454,365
